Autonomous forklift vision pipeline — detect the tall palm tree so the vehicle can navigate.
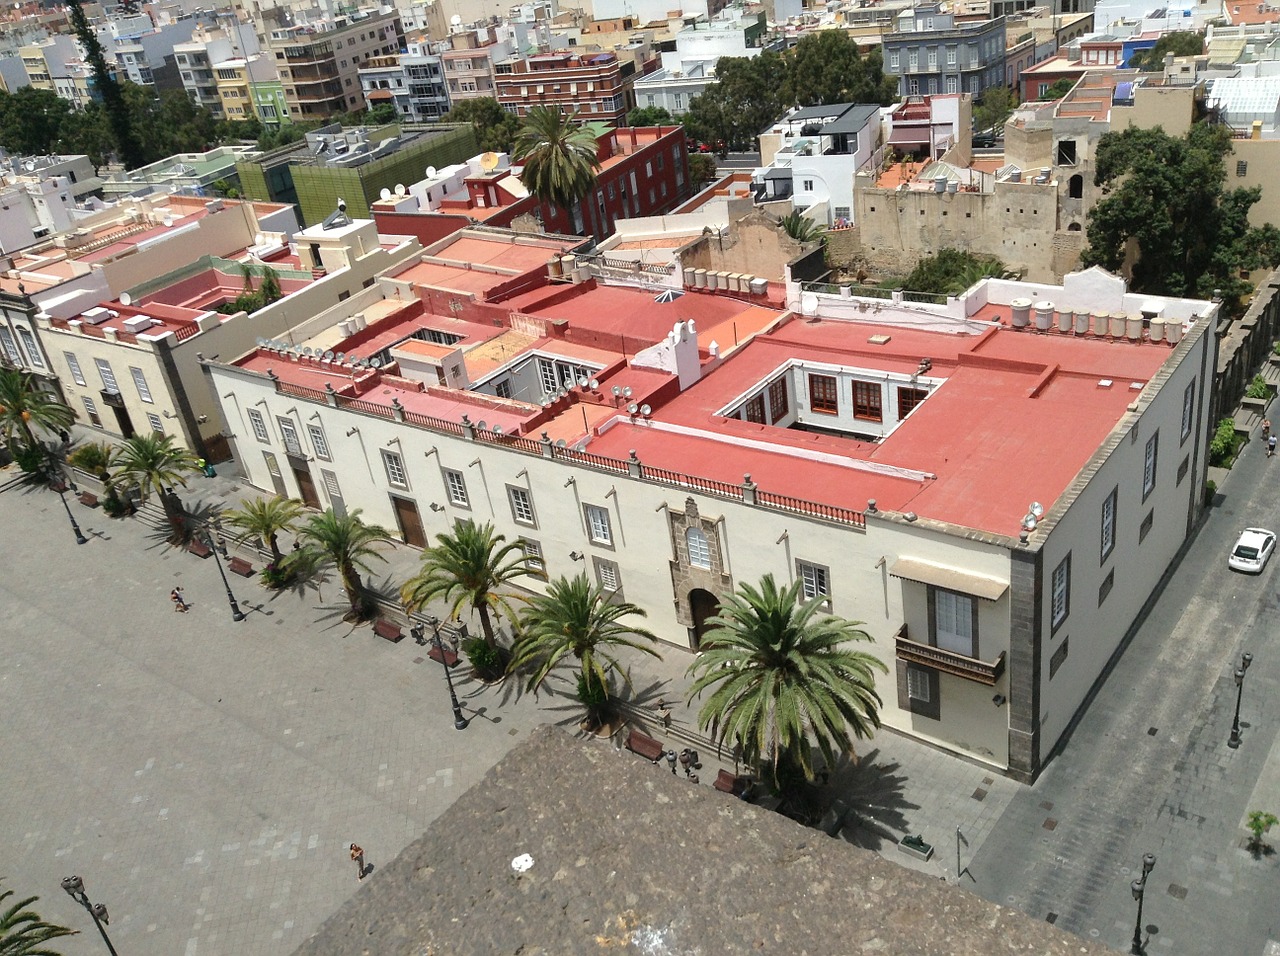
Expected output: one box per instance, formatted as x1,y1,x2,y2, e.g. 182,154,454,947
0,880,77,955
220,495,305,564
685,574,886,790
110,433,201,531
514,106,609,234
0,368,74,452
509,573,661,720
288,507,393,619
400,519,533,650
779,210,827,245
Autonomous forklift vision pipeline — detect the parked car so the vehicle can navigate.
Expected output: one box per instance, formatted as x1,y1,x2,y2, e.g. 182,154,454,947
1229,527,1276,573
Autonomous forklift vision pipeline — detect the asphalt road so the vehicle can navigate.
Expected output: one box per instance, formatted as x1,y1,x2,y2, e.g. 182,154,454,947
968,439,1280,953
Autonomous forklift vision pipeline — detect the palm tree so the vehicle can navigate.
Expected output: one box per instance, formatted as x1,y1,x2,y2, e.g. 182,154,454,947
288,507,393,619
0,880,77,954
779,210,827,245
0,368,74,452
220,495,304,564
400,519,533,651
513,106,609,234
685,574,886,791
110,433,201,533
509,572,661,722
66,440,114,480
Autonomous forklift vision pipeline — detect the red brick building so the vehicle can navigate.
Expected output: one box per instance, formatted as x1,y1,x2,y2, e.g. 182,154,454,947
373,126,691,242
493,51,634,125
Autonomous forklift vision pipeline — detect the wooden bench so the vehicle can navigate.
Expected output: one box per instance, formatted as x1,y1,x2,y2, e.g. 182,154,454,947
187,539,213,559
227,556,254,578
624,728,665,763
373,618,404,643
713,770,750,797
427,643,459,667
78,491,99,508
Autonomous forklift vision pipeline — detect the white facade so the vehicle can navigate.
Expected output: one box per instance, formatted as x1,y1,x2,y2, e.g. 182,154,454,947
758,103,881,225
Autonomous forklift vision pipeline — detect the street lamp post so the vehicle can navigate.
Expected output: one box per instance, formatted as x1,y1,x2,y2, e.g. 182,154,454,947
1129,852,1156,955
1228,652,1254,749
203,523,246,622
411,618,468,730
60,875,118,956
52,480,87,545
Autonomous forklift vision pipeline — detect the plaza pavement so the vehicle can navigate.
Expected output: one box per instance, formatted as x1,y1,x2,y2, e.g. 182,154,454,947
0,459,1016,956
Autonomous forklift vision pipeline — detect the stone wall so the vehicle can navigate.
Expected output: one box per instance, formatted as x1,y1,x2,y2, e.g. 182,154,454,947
677,210,816,282
1214,269,1280,429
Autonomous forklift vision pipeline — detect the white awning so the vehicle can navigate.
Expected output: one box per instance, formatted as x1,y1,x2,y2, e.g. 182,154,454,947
888,558,1009,602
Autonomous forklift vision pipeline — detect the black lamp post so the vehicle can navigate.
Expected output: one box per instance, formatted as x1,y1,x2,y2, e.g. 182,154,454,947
60,875,118,956
203,523,245,622
51,479,87,545
1129,852,1156,955
411,618,468,730
1228,652,1254,749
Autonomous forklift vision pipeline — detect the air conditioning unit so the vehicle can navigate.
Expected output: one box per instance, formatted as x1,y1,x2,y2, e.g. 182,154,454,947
81,307,112,325
123,314,156,334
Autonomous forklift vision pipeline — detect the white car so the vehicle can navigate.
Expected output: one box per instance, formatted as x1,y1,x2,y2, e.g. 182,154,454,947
1229,528,1276,574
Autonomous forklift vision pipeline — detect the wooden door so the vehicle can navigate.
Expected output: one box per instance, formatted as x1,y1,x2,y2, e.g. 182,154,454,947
391,495,427,548
291,462,321,509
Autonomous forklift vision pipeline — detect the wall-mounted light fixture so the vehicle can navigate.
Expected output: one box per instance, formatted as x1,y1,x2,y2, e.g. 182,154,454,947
429,503,445,512
569,551,584,561
992,694,1007,707
346,427,359,437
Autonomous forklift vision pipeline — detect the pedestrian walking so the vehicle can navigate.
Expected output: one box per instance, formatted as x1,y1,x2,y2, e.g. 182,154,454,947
1269,435,1277,458
170,586,188,613
1264,418,1272,440
350,843,365,881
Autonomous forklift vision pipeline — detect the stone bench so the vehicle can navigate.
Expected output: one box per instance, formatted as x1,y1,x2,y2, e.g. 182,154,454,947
427,643,459,667
78,491,99,508
713,769,750,797
373,618,403,643
624,728,664,763
227,556,254,578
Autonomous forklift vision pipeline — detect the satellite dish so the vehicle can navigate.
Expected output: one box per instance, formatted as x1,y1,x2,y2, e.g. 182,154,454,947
394,183,407,196
450,13,461,23
623,387,633,398
611,385,622,397
256,337,267,347
555,439,567,448
370,358,382,368
589,378,600,389
425,165,437,179
492,424,503,434
627,403,639,414
347,355,360,366
303,347,313,355
578,376,588,388
323,350,335,360
640,404,652,416
334,352,345,363
476,421,487,431
119,292,132,306
379,187,391,200
480,152,499,172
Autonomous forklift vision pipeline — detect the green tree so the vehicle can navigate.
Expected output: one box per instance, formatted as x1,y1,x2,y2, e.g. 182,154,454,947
0,369,74,453
686,52,789,152
65,0,142,168
443,97,520,154
784,30,898,107
109,433,201,533
904,248,1017,296
0,87,73,156
1082,123,1280,307
1127,32,1204,70
0,880,77,955
400,519,533,651
688,152,717,183
514,106,609,234
973,86,1016,134
220,495,304,564
626,105,675,127
67,440,115,480
287,507,393,619
686,574,886,792
779,210,827,244
1039,77,1076,101
509,572,661,722
366,102,399,126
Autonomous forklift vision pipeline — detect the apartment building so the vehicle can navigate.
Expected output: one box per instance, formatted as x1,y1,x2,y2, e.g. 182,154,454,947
266,11,406,119
203,233,1217,783
214,54,283,123
494,51,634,124
882,5,1008,97
359,38,451,123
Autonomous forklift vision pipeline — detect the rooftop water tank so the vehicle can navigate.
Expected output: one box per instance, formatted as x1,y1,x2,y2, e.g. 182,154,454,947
934,175,948,193
1148,318,1166,343
1073,308,1089,334
1034,301,1054,330
1109,312,1126,338
693,268,707,288
1167,319,1184,345
1011,297,1032,328
1126,313,1143,341
1056,307,1071,333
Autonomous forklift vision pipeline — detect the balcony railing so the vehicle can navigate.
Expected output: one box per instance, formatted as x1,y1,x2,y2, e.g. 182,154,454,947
894,624,1005,685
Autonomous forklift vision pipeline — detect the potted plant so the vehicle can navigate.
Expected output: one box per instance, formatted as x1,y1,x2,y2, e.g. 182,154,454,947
463,636,505,683
1247,810,1277,857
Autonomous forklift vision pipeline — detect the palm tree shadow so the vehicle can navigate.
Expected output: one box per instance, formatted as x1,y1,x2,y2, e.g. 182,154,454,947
827,748,918,850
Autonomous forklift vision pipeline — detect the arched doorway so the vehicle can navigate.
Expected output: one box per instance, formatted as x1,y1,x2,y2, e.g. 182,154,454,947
689,588,722,650
1068,174,1083,199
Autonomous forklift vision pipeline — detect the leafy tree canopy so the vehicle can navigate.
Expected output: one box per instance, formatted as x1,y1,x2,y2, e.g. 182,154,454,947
904,248,1016,296
973,86,1016,134
1127,32,1204,70
1039,77,1076,101
688,152,717,183
366,102,399,126
444,97,520,154
1081,122,1280,309
626,105,675,127
784,30,897,108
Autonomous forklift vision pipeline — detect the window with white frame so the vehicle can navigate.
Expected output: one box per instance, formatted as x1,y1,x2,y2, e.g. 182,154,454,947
130,367,153,403
1180,380,1195,442
1142,432,1158,500
1101,487,1117,562
595,557,620,592
521,537,545,575
307,423,331,460
443,468,469,506
247,408,270,442
277,417,302,456
381,449,408,488
1051,553,1071,631
585,504,612,545
686,527,711,569
932,589,975,656
16,328,43,368
81,395,101,427
509,485,536,525
64,351,86,385
95,358,119,392
907,666,931,702
797,560,830,606
0,327,21,364
147,413,164,434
